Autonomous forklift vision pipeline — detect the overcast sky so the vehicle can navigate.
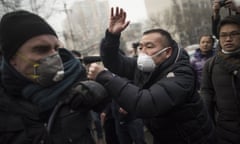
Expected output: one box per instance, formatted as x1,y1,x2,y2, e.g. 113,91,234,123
108,0,147,22
47,0,147,33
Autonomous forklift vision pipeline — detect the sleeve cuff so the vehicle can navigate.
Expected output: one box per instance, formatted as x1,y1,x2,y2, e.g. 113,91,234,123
105,29,121,43
96,70,116,85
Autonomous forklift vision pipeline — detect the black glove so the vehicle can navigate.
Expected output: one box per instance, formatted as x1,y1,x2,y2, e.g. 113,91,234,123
69,80,108,110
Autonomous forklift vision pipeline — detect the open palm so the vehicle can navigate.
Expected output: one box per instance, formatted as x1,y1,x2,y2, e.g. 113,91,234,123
108,7,130,34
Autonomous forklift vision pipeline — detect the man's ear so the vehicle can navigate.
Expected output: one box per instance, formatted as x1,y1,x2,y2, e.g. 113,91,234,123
166,47,173,58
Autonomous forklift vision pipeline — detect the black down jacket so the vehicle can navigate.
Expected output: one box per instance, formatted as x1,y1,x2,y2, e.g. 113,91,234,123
0,80,109,144
98,31,216,144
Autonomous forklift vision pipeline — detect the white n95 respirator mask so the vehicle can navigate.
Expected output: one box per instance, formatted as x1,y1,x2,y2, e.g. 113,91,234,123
137,47,169,72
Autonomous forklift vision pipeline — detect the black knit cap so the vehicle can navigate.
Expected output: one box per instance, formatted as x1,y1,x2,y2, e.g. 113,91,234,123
0,10,57,61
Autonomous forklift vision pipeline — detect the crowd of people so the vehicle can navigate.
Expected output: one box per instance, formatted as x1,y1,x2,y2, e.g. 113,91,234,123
0,0,240,144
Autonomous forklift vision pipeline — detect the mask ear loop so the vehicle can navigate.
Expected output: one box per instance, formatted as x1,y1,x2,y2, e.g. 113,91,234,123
16,52,40,80
152,47,170,58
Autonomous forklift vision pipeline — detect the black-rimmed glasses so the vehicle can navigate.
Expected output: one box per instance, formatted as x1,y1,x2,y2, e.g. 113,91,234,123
219,31,240,39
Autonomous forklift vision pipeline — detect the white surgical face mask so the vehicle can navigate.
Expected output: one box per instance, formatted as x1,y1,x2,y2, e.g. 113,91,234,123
137,47,169,72
221,48,240,55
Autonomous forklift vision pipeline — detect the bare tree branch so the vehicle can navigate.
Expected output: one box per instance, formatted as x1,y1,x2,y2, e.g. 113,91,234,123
0,0,20,12
147,0,212,47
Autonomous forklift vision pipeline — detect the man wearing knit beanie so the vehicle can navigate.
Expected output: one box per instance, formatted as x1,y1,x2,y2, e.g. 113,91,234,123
0,10,109,144
0,10,58,61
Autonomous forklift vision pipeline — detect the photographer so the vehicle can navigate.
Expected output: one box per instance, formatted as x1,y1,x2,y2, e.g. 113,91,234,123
212,0,240,38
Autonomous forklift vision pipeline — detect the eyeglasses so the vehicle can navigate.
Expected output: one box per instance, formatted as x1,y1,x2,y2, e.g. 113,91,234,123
219,31,240,39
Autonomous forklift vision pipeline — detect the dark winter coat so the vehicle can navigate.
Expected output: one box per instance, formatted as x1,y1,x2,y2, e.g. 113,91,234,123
212,15,220,38
99,31,215,144
0,49,109,144
201,54,240,144
0,81,108,144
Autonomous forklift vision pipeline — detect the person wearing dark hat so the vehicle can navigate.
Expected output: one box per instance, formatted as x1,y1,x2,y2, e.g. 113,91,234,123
0,10,109,144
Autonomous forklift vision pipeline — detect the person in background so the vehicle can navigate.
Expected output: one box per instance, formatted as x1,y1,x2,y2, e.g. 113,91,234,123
201,14,240,144
100,101,120,144
90,111,104,144
131,42,139,58
87,7,216,144
190,34,215,90
111,101,146,144
212,0,240,38
0,10,108,144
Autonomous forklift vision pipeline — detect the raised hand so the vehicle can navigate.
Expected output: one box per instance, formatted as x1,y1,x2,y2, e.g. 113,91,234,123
108,7,130,34
213,0,221,13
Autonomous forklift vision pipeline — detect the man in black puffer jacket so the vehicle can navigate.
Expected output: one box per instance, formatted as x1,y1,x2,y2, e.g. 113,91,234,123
0,10,109,144
87,7,216,144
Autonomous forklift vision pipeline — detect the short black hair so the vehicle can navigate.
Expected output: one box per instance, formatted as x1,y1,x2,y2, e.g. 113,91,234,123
143,28,175,47
217,15,240,35
199,35,214,46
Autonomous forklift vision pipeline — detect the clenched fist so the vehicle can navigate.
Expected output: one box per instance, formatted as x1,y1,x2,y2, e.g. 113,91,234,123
87,63,105,80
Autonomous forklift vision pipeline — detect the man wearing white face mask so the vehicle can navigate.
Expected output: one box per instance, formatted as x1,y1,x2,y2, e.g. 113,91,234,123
137,47,170,72
87,7,216,144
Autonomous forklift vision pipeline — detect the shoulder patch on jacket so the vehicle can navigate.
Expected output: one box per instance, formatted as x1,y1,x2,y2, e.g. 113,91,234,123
166,72,175,78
